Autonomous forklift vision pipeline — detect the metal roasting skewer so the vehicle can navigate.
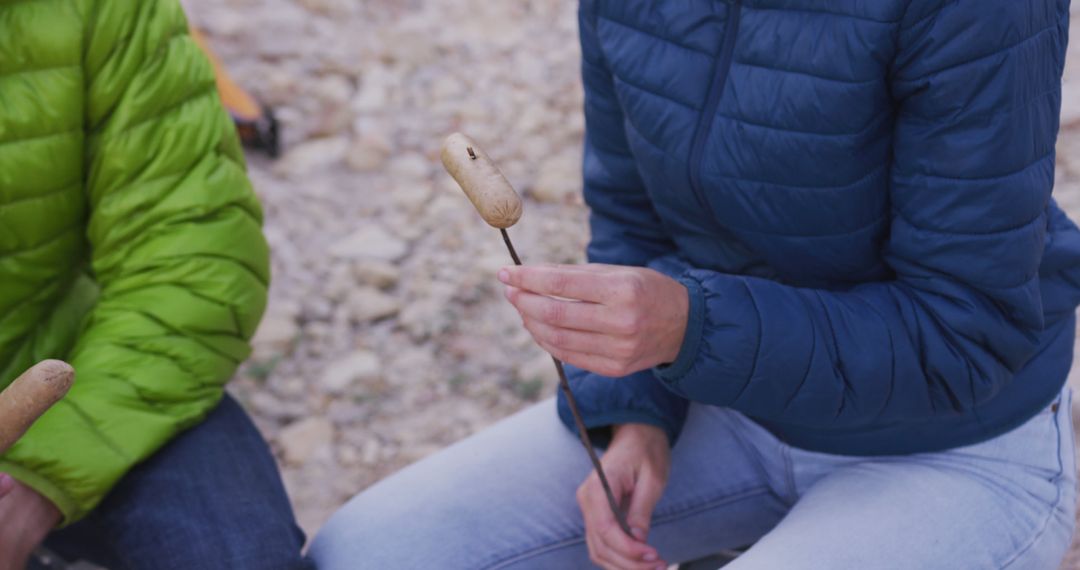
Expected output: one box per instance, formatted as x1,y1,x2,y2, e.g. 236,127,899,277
443,133,634,537
500,227,634,537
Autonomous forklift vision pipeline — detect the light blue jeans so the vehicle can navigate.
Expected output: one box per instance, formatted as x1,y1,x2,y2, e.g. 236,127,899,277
310,389,1077,569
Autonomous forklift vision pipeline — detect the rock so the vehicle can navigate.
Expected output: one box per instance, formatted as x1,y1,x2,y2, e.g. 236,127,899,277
516,103,550,134
329,226,409,262
531,151,582,203
398,298,452,340
320,350,382,394
278,418,335,465
273,377,308,400
1062,81,1080,128
351,260,401,289
324,265,356,303
515,353,560,401
353,83,391,114
392,36,440,69
296,0,354,17
327,399,368,425
307,75,354,136
425,193,467,222
360,436,382,465
429,75,465,101
390,181,435,215
195,10,247,38
251,314,299,351
518,135,553,165
274,137,349,178
398,443,443,464
248,391,306,422
475,252,511,276
345,287,402,323
303,321,332,347
272,299,303,320
352,66,397,113
313,74,354,106
1055,180,1080,216
302,298,335,322
388,153,431,181
262,67,303,106
564,111,586,138
337,444,361,467
517,352,559,386
385,345,439,387
345,136,392,172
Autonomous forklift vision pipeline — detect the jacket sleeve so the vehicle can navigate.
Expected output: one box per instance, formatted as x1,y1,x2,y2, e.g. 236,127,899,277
557,1,690,446
0,0,269,524
653,1,1067,427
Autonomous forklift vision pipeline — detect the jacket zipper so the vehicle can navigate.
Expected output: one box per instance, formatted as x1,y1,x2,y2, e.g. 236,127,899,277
687,0,743,208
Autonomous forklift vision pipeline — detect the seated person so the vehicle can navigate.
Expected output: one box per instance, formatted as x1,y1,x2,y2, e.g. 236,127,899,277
0,1,309,568
310,1,1080,569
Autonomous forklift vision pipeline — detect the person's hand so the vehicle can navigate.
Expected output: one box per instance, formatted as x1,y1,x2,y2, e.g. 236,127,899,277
499,264,689,378
577,423,671,570
0,476,61,570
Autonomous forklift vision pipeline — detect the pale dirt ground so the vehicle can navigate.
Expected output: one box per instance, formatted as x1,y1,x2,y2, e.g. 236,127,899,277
181,0,1080,566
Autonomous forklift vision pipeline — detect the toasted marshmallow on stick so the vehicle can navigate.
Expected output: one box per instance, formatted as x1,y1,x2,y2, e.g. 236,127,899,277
441,133,523,229
0,360,74,454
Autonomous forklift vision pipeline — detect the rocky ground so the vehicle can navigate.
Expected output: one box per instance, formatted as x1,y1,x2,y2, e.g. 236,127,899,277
182,0,588,539
181,0,1080,566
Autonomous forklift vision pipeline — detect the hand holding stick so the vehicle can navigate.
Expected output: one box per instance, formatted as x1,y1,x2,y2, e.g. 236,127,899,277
0,360,75,455
442,133,634,537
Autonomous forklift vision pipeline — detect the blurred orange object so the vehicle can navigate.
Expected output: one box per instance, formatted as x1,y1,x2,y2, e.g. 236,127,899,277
190,26,280,157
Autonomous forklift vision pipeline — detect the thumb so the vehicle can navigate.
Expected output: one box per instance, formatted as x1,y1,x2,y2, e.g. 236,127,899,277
0,473,13,499
626,469,666,542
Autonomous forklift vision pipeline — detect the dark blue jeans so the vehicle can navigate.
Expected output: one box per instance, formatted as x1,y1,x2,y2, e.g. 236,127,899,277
44,394,312,570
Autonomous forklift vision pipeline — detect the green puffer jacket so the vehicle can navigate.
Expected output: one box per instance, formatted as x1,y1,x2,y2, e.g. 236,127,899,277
0,0,269,524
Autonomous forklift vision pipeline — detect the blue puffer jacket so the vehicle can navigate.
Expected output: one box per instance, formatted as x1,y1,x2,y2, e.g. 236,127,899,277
558,0,1080,455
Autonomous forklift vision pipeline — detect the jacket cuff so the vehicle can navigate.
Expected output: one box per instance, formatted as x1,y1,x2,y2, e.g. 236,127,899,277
653,274,706,385
0,460,80,527
649,268,760,407
557,367,689,447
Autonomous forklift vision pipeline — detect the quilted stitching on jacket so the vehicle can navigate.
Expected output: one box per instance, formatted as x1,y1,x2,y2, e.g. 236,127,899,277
0,0,269,523
559,0,1080,456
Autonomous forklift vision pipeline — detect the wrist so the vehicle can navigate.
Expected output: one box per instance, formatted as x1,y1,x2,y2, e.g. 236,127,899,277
661,278,690,364
28,497,61,531
613,422,668,444
10,480,61,532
